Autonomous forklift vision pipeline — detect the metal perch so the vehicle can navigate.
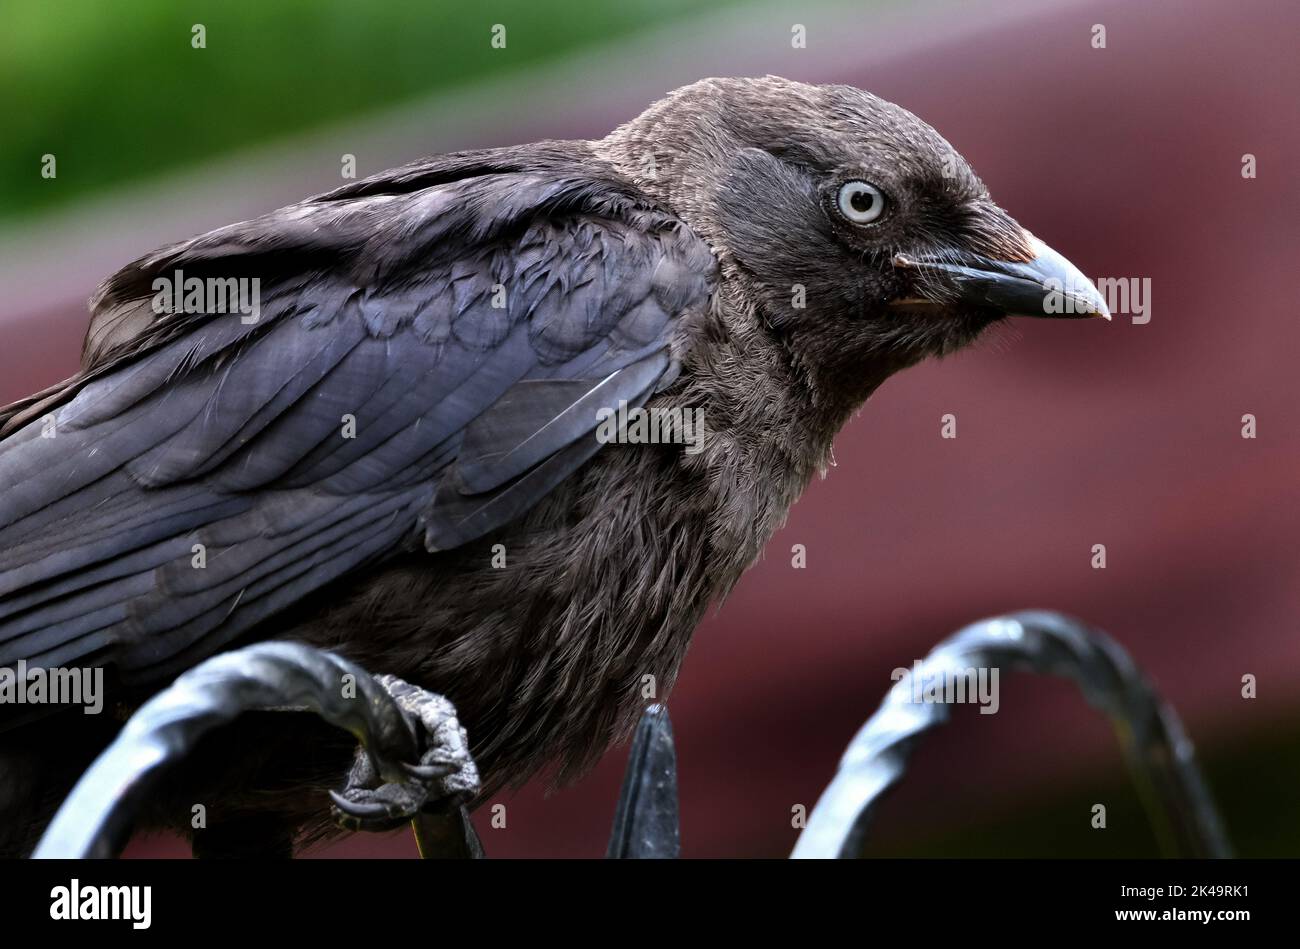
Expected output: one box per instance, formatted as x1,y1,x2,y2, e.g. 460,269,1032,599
32,641,478,859
31,611,1227,859
790,610,1231,859
606,703,680,858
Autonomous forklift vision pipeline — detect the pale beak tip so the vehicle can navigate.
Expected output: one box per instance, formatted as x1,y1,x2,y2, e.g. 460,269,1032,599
1080,283,1112,321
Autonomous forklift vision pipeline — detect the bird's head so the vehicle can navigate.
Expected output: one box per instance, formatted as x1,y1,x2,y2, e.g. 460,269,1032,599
600,76,1108,413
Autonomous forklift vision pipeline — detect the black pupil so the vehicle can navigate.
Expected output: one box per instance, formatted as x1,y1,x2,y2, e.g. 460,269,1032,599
850,188,875,213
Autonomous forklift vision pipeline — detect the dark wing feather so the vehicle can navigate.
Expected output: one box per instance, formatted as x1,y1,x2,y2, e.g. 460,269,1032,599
0,149,716,699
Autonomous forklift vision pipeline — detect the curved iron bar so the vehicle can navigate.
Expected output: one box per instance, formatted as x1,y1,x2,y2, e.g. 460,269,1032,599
33,641,429,859
791,610,1231,859
606,704,680,858
31,613,1225,859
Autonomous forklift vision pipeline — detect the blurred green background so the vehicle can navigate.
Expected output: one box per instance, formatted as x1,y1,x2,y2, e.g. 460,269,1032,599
0,0,738,222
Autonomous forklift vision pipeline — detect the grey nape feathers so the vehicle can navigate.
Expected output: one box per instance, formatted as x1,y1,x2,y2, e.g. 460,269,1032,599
0,76,1106,856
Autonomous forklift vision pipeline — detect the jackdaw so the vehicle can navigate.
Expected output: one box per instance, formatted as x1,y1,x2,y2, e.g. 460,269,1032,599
0,76,1108,856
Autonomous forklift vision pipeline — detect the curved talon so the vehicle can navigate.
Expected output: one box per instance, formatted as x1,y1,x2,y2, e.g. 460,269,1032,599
329,673,480,836
327,789,352,812
328,791,398,821
401,761,455,781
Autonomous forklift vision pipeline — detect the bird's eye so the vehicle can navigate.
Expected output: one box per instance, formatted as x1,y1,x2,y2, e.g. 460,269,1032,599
835,180,886,224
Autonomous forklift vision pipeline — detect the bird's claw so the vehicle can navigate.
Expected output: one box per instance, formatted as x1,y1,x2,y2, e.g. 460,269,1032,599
330,674,479,833
401,760,456,782
328,790,400,823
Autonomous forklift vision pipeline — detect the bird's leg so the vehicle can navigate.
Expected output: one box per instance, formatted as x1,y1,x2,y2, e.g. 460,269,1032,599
329,674,479,834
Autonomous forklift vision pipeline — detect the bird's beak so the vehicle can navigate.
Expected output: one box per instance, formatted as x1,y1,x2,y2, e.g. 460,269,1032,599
892,233,1111,320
